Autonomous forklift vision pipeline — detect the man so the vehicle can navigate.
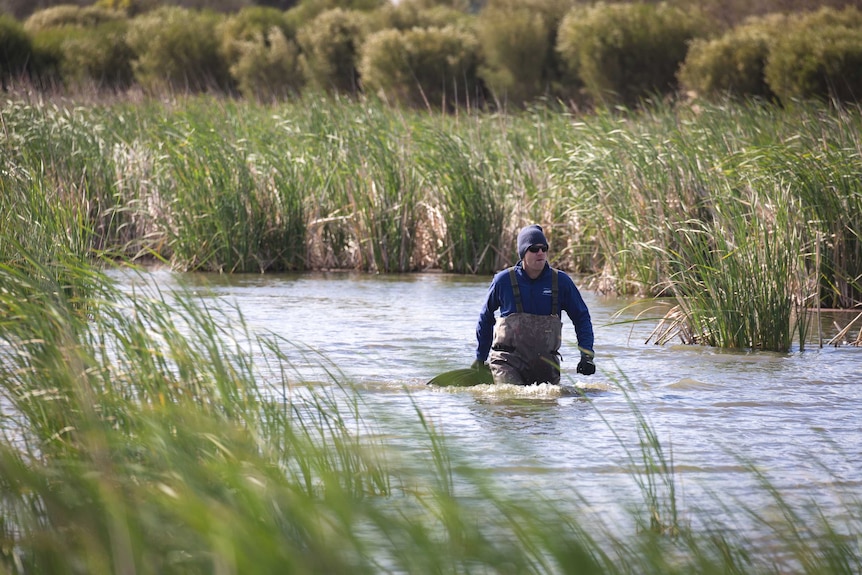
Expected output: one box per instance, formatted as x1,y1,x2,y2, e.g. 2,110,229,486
473,224,595,385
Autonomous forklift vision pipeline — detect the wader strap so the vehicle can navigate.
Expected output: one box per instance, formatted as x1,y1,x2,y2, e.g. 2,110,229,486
508,268,523,313
509,267,559,316
551,268,558,316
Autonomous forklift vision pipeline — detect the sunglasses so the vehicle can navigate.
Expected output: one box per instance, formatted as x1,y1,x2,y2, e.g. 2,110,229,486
527,245,549,253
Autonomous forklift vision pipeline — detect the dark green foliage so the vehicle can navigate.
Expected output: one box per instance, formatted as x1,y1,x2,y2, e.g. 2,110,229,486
6,0,861,111
557,2,709,107
255,0,299,8
160,0,254,11
0,14,31,87
764,7,862,104
126,7,233,94
359,25,481,110
91,0,165,15
669,0,860,28
298,8,369,95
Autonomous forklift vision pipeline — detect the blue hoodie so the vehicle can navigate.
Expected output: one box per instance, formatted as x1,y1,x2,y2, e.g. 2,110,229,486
475,262,594,362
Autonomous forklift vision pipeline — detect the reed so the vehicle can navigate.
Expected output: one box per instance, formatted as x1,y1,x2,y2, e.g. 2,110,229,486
417,127,508,274
749,105,862,310
336,108,421,273
148,99,305,272
553,100,860,348
647,181,810,351
2,94,860,349
0,255,391,571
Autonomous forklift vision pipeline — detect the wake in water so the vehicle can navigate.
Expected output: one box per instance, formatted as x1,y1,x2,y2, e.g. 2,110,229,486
428,379,617,398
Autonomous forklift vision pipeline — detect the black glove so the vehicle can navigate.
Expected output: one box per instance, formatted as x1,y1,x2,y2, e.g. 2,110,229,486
576,353,596,376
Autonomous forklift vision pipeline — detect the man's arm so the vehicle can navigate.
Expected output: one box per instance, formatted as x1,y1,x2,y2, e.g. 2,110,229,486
559,273,594,353
475,275,504,362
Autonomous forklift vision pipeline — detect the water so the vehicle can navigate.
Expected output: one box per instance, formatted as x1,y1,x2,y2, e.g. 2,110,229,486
110,267,862,537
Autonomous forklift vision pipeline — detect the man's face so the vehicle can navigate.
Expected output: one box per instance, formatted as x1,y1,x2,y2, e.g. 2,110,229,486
523,244,548,277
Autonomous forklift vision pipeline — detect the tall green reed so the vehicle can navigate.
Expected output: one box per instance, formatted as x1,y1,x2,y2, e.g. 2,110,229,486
555,104,740,296
3,94,860,348
418,128,507,274
0,256,392,572
0,99,167,263
155,101,307,273
648,179,810,351
336,109,421,273
276,97,426,272
747,105,862,309
555,100,860,349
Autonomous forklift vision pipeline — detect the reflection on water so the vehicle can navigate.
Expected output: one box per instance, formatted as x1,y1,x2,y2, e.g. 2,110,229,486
108,267,862,533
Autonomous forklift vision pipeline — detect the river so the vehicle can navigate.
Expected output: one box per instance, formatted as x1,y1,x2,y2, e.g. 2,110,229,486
110,267,862,543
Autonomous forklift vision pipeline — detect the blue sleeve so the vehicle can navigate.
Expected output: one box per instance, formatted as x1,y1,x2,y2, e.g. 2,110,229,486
559,272,594,355
475,272,505,362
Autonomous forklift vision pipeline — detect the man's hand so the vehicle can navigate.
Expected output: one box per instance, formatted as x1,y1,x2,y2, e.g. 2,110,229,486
576,354,595,376
471,359,487,370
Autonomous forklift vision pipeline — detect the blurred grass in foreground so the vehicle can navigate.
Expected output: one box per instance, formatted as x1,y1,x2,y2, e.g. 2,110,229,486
0,258,859,574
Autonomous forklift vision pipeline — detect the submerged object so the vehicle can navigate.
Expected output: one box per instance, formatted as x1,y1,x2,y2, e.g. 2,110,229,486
427,367,493,387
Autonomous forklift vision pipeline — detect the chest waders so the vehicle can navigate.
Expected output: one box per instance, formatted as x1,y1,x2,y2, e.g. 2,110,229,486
489,268,563,385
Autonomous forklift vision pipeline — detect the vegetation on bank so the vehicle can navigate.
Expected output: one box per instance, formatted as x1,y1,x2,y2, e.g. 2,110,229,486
0,1,861,109
0,256,859,573
3,95,861,350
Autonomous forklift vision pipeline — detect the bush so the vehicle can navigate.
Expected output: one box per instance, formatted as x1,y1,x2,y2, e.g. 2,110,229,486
373,0,472,32
61,20,134,91
92,0,164,15
219,6,301,100
298,8,369,95
557,2,709,107
229,26,305,101
28,27,65,90
126,7,232,94
764,7,862,104
359,25,481,110
476,0,573,108
23,4,125,33
20,5,132,92
285,0,384,31
0,14,32,88
678,15,786,100
219,6,295,67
